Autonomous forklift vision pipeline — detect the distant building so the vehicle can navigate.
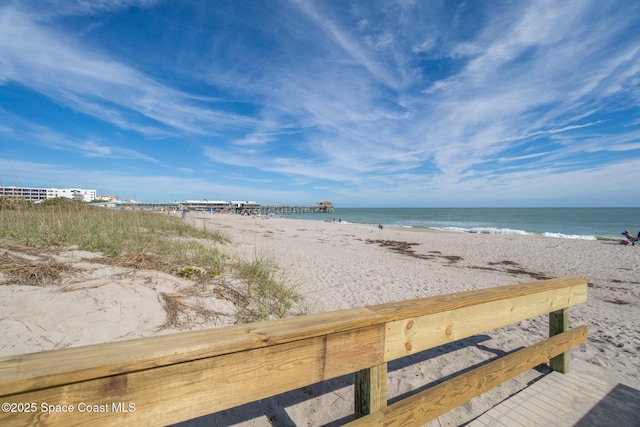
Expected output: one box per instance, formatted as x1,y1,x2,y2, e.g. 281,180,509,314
231,201,260,215
0,186,96,202
315,201,334,213
53,188,96,202
0,186,47,202
95,195,119,202
179,200,261,215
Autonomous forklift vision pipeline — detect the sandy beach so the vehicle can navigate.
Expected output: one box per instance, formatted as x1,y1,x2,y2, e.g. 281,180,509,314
1,212,639,426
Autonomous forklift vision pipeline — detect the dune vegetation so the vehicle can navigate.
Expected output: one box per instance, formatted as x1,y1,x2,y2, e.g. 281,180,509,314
0,197,304,324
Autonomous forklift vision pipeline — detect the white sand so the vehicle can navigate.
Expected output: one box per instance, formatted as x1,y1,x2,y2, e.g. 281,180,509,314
1,212,638,426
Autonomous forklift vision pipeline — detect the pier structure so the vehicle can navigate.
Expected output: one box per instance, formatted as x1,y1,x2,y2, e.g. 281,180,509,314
96,199,334,215
230,201,260,215
94,201,181,211
259,201,334,215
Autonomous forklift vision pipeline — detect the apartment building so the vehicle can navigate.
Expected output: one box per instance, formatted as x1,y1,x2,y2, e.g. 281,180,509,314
0,186,97,202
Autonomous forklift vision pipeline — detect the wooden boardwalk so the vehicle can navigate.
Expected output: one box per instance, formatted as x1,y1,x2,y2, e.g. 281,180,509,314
466,371,640,427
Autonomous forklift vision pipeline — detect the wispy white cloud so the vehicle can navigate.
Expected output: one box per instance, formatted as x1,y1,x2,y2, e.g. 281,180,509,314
1,0,638,205
288,0,405,90
15,0,163,20
0,5,257,137
0,108,163,163
208,0,639,191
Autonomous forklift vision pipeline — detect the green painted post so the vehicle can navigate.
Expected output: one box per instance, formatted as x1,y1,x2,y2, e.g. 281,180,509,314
549,308,569,373
354,363,387,418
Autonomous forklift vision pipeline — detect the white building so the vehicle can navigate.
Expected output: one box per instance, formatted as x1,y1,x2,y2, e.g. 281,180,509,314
0,186,47,201
51,188,96,202
0,186,96,202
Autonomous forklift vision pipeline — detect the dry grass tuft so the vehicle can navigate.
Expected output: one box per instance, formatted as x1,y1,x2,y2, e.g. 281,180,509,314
158,292,183,329
107,253,176,275
158,290,230,329
0,249,75,286
213,284,244,305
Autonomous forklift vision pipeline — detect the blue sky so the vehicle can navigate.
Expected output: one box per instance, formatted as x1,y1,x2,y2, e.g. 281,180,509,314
1,0,639,207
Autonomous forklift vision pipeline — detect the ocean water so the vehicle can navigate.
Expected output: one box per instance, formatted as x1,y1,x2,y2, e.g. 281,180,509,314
282,208,640,241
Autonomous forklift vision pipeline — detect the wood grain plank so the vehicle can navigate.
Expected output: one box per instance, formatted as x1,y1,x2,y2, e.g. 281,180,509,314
368,277,588,319
465,415,493,426
344,410,385,427
477,408,513,427
1,278,587,397
0,307,382,396
488,403,529,426
499,389,571,425
0,325,390,426
381,326,587,426
565,371,611,389
543,375,611,403
383,285,587,362
0,337,325,426
0,277,590,427
518,384,586,423
487,372,640,427
324,325,385,379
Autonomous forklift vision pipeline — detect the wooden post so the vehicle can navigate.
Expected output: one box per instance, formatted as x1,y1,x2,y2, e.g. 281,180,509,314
354,363,387,418
549,308,569,373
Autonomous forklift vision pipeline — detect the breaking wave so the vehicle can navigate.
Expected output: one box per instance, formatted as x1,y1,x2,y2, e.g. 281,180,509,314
431,226,598,240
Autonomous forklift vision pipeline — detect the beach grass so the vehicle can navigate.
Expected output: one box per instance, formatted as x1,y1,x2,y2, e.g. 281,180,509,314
233,255,306,323
0,197,304,323
0,197,228,254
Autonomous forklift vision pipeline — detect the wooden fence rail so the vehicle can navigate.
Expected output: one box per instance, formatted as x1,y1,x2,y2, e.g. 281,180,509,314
0,277,588,426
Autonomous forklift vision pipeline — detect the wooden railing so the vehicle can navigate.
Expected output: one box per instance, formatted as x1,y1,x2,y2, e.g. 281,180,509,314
0,277,588,426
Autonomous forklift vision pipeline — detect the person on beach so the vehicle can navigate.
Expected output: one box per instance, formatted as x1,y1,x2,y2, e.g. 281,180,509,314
622,230,639,246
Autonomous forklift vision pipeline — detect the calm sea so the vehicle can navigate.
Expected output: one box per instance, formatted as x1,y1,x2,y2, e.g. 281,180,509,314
282,208,640,241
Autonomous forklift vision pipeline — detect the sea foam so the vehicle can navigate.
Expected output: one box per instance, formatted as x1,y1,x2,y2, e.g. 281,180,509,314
436,227,597,240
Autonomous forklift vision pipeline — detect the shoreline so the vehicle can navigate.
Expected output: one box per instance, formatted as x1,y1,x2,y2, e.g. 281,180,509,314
273,206,638,241
1,211,638,426
269,215,623,242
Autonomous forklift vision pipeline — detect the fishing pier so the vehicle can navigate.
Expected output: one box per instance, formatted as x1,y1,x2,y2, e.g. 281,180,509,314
99,200,334,215
259,201,334,215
